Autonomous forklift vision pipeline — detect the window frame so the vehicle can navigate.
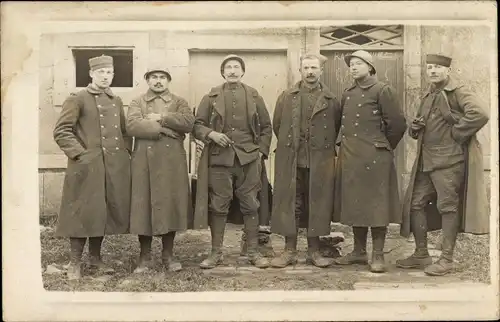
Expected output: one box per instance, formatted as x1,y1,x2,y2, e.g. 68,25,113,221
52,32,149,107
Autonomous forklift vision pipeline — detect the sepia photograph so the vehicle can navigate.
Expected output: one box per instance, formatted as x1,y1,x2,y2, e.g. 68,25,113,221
2,1,498,321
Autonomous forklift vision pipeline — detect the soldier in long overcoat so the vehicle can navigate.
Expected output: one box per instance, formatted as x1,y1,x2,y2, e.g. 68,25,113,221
126,66,194,273
192,54,273,269
53,55,132,280
270,54,342,268
333,50,407,273
396,54,489,276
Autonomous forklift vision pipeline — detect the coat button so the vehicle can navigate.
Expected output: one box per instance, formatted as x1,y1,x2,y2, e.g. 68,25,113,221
361,94,365,97
113,104,116,106
323,113,327,117
356,114,360,117
102,136,105,139
324,125,327,129
97,105,102,108
115,147,119,150
101,125,104,128
166,144,170,147
114,114,117,117
342,115,345,119
102,147,106,151
358,104,362,107
114,125,118,128
100,114,104,117
347,97,350,100
341,125,345,128
115,137,118,140
148,146,151,149
366,166,370,170
355,122,359,126
373,160,377,164
354,133,357,137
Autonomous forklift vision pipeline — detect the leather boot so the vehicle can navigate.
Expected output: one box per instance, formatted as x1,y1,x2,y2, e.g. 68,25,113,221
133,235,152,273
200,215,226,269
67,237,86,281
425,212,459,276
244,215,269,269
89,236,114,274
270,235,298,268
241,228,275,257
335,227,368,265
162,232,182,272
370,226,387,273
307,236,333,268
396,210,432,269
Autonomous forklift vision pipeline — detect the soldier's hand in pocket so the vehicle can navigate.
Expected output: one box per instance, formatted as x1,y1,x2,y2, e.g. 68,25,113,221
410,116,426,132
208,131,233,147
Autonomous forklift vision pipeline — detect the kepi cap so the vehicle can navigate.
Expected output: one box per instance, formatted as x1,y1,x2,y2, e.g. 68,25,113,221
89,55,113,70
344,50,376,74
220,54,246,77
144,66,172,81
426,54,452,67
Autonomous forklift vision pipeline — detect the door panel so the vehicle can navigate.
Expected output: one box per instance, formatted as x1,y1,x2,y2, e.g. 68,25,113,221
320,50,405,192
189,50,288,182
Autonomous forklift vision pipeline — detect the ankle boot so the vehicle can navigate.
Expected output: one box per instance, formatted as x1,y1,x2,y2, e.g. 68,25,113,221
67,237,86,280
89,236,114,274
270,235,298,268
335,227,368,265
162,232,182,272
244,215,269,269
200,215,226,269
307,236,333,268
370,226,387,273
425,211,459,276
258,230,276,257
134,235,152,273
397,210,432,269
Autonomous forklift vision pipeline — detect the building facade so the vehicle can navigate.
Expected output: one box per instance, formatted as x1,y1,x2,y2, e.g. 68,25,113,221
39,24,492,216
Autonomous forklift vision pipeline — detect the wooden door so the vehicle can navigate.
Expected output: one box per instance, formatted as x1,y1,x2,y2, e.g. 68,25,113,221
188,50,288,182
320,50,405,192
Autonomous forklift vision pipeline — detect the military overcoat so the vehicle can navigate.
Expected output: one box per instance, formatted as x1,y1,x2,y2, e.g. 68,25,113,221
126,90,195,236
333,76,407,227
53,85,132,237
400,78,490,237
271,81,342,237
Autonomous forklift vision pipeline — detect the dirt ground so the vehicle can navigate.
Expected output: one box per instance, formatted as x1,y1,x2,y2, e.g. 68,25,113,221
40,216,491,292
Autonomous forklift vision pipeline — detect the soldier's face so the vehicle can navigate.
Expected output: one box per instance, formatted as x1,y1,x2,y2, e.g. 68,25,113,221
147,72,170,93
300,58,323,84
426,64,450,83
349,57,372,79
89,67,114,89
223,60,244,83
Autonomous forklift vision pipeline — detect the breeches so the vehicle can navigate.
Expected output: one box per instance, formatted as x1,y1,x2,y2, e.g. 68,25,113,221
410,162,465,214
208,158,262,217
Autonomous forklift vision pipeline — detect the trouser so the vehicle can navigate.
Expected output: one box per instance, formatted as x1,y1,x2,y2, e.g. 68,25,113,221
410,162,465,261
208,158,262,255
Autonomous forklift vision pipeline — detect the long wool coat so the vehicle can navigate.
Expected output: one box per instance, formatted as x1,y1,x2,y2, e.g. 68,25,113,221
271,81,342,237
400,78,490,237
53,86,132,237
126,90,195,236
190,83,273,229
333,76,407,227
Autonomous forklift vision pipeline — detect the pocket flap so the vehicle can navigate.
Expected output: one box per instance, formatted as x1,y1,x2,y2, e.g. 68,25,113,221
373,141,392,150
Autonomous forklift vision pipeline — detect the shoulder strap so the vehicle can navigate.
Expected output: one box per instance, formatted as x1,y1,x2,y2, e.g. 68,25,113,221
439,91,459,125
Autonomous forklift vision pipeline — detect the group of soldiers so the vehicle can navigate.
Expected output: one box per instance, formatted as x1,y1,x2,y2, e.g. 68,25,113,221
53,50,489,281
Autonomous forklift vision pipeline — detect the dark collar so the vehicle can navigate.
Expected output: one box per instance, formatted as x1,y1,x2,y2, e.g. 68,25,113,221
290,81,334,99
144,89,172,102
224,82,243,90
346,75,378,91
86,84,115,97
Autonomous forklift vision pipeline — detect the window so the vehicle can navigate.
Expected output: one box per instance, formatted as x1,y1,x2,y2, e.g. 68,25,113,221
320,25,404,49
72,48,133,87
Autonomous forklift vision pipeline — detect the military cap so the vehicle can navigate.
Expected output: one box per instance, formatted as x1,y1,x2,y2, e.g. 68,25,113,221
89,55,113,70
220,54,246,77
426,54,452,67
144,66,172,81
344,50,376,74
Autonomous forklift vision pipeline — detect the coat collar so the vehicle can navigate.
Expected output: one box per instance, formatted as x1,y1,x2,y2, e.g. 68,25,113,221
209,82,247,97
86,84,115,97
289,81,334,99
346,75,378,91
424,77,461,96
144,89,172,102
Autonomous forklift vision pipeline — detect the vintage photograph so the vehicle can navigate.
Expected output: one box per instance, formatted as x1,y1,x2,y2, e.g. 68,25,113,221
2,1,498,321
38,21,493,292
